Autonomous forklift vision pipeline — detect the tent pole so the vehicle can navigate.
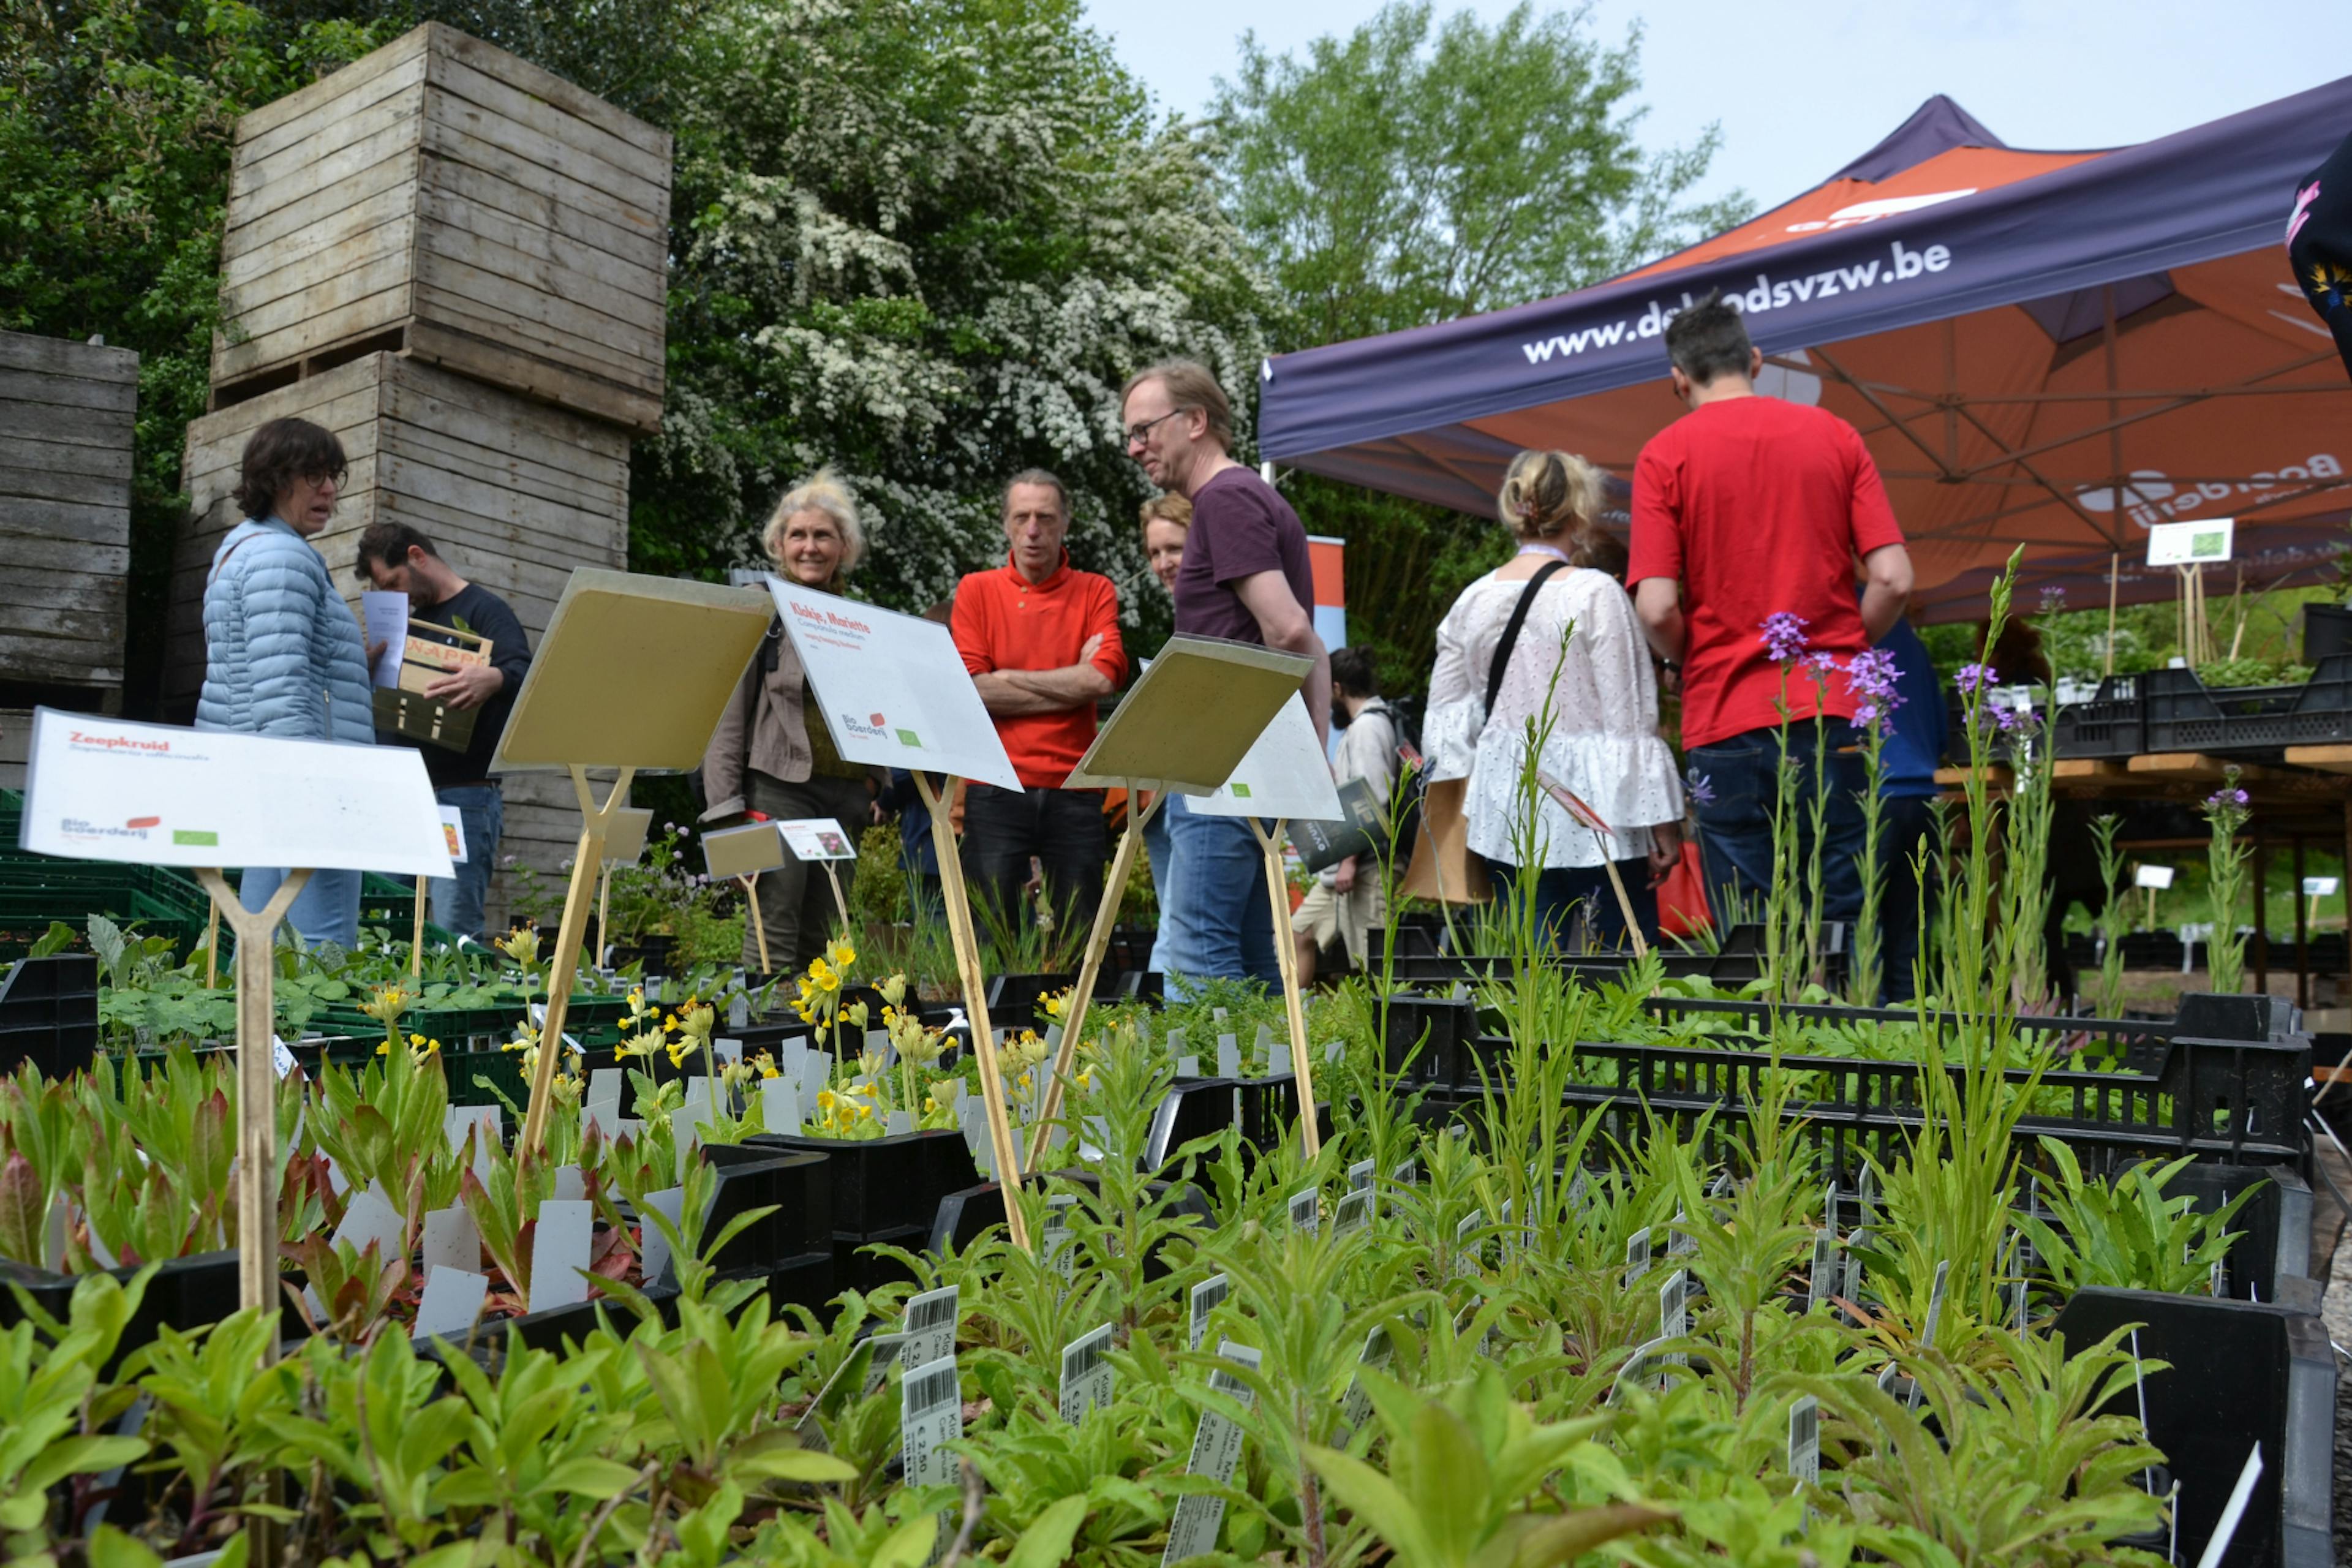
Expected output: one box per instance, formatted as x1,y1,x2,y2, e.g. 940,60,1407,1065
2106,552,2119,677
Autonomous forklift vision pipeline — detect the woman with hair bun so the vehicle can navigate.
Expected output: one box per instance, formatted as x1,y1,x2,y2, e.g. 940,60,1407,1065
1423,450,1683,950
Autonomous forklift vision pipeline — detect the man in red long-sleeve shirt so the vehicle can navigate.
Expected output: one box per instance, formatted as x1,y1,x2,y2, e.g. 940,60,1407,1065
952,470,1127,941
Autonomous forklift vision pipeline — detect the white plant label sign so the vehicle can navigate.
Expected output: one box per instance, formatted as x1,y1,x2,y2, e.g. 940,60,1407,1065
1332,1188,1373,1237
1333,1325,1394,1446
902,1286,959,1371
1807,1229,1839,1315
2146,515,2234,567
899,1353,962,1488
1289,1186,1320,1237
1042,1194,1079,1287
1189,1272,1229,1352
1789,1395,1820,1487
1161,1341,1262,1567
20,709,452,876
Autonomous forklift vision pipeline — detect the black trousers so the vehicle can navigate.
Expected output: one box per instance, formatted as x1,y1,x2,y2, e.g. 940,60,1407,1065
961,783,1109,946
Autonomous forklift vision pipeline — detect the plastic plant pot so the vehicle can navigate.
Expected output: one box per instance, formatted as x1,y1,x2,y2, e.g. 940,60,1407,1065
752,1128,976,1238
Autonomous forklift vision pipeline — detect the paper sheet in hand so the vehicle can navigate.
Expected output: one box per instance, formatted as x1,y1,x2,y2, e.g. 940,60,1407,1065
769,579,1019,790
1067,636,1311,794
20,709,453,878
492,569,775,772
361,592,408,687
1187,693,1343,821
778,818,859,861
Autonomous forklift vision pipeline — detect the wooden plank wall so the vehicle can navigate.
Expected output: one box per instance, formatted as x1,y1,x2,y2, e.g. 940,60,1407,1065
0,331,136,692
213,23,669,434
173,351,627,921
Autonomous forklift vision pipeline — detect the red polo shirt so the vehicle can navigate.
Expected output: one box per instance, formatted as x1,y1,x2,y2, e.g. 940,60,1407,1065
952,551,1126,788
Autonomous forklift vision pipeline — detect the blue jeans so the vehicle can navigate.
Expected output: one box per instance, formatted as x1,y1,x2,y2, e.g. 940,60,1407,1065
428,784,502,941
1150,793,1280,991
1144,795,1174,917
1486,859,1658,952
239,865,361,950
1687,718,1867,933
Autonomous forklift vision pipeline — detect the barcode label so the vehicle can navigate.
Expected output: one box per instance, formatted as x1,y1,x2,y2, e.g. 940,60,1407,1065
1789,1395,1819,1487
1332,1188,1372,1236
1454,1210,1483,1278
1348,1158,1374,1191
1189,1273,1229,1351
1667,1206,1697,1258
1333,1326,1393,1446
1162,1341,1262,1567
1289,1186,1320,1237
1497,1199,1515,1259
1912,1261,1950,1412
902,1286,959,1370
1610,1333,1672,1403
1566,1170,1589,1210
899,1353,962,1490
1807,1229,1839,1315
1657,1269,1689,1383
1843,1227,1871,1308
1624,1230,1651,1290
1059,1322,1115,1425
1392,1159,1417,1188
1043,1194,1078,1286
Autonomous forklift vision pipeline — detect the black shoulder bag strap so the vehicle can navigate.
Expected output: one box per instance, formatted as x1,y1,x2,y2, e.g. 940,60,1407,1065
1485,560,1569,715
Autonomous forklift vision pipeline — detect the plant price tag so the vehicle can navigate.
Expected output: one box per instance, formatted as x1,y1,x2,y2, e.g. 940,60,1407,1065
1347,1158,1374,1191
1216,1034,1241,1077
1332,1188,1373,1237
637,1186,687,1287
1333,1325,1393,1446
1788,1395,1819,1488
1161,1341,1262,1568
414,1266,489,1338
1624,1229,1651,1291
527,1199,594,1314
1807,1229,1839,1316
1289,1186,1320,1236
1189,1272,1229,1352
1454,1209,1483,1279
1658,1270,1689,1382
899,1352,962,1488
901,1285,959,1370
1042,1195,1078,1287
1058,1321,1115,1425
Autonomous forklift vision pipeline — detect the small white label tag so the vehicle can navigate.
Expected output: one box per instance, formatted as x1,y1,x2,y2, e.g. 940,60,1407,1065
1042,1195,1079,1287
1624,1229,1651,1290
1332,1188,1372,1236
271,1033,296,1079
1216,1036,1241,1077
1454,1210,1483,1280
761,1076,802,1135
638,1186,687,1287
1058,1321,1115,1424
413,1265,489,1337
1333,1325,1394,1446
902,1285,959,1370
551,1164,586,1202
1789,1395,1819,1488
526,1199,594,1314
899,1352,963,1489
1189,1272,1229,1352
420,1205,480,1275
1176,1054,1201,1079
1289,1186,1320,1237
1807,1229,1839,1315
1346,1158,1374,1191
1161,1341,1262,1567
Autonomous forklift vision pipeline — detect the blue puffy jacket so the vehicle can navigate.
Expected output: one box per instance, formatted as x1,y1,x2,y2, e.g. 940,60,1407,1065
195,518,376,745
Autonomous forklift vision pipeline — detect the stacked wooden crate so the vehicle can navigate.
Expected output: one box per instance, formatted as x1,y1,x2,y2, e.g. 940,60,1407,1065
175,22,671,920
0,331,137,785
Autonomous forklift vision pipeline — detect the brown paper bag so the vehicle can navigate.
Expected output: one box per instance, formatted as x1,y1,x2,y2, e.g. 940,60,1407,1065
1398,777,1491,904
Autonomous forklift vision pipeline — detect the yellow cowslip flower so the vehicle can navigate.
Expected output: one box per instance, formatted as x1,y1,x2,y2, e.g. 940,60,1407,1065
826,936,856,971
879,973,908,1008
842,1000,870,1031
361,984,413,1025
665,1040,689,1068
760,1062,779,1080
374,1039,391,1056
423,1039,441,1056
856,1101,873,1119
817,1089,838,1111
807,957,839,993
1041,989,1069,1020
850,1080,876,1096
496,927,541,968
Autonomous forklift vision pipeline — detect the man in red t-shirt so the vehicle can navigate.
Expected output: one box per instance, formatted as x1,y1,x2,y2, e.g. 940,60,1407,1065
1628,291,1914,932
952,469,1127,939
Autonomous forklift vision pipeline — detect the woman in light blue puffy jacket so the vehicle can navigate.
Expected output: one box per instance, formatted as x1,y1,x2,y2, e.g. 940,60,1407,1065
195,417,374,948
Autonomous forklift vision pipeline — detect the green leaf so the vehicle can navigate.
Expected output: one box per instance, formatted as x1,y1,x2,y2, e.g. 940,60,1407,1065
1501,1504,1672,1567
1305,1444,1434,1567
1006,1493,1087,1568
539,1455,646,1498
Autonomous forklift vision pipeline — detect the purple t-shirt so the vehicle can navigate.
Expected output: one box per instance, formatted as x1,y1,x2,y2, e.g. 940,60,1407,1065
1170,467,1316,645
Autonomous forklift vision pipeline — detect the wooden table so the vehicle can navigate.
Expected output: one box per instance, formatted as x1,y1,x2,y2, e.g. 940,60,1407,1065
1934,752,2352,1009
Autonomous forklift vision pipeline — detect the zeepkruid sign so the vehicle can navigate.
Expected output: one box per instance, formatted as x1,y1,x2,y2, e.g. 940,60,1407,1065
19,708,452,878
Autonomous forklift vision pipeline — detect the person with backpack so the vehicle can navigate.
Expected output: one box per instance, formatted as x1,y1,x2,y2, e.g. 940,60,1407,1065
1424,450,1684,950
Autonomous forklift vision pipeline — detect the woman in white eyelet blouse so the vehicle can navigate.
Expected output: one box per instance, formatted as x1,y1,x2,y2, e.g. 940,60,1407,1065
1423,449,1685,949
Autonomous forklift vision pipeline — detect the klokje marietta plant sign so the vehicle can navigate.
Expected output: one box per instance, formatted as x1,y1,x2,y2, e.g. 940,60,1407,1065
17,708,453,877
768,579,1021,791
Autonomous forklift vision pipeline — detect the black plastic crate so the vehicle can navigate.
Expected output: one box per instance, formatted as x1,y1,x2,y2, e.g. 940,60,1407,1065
2141,654,2352,756
0,1248,238,1373
929,1171,1213,1275
834,1224,927,1294
0,953,100,1079
985,972,1077,1035
1534,992,2308,1174
2052,1285,2334,1567
2051,672,2149,759
750,1128,976,1238
699,1143,831,1273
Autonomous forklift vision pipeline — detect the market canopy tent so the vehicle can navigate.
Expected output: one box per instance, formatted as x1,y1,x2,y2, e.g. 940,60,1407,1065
1257,86,2352,621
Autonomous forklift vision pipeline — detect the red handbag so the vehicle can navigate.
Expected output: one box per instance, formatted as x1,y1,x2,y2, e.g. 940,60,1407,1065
1657,837,1710,940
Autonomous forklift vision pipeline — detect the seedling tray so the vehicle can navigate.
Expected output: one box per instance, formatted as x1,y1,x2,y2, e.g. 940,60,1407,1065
2050,672,2149,759
0,952,99,1078
0,1246,238,1374
700,1142,831,1271
2141,654,2352,757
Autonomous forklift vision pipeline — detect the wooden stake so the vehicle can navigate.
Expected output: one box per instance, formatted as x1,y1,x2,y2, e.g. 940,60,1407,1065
821,861,851,935
1248,816,1322,1160
192,867,311,1316
410,881,427,977
739,873,771,973
596,864,612,969
1597,854,1650,959
204,894,220,989
2117,550,2135,677
913,771,1028,1248
1028,787,1161,1167
518,764,636,1162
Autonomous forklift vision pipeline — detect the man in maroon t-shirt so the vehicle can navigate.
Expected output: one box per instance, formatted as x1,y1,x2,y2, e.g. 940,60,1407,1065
1627,292,1913,933
1121,358,1330,986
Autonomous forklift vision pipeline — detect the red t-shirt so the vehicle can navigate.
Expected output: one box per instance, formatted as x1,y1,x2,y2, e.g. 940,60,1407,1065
1627,397,1905,748
952,552,1127,788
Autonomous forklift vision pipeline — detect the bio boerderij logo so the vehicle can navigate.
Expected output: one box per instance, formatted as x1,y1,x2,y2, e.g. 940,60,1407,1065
841,710,922,748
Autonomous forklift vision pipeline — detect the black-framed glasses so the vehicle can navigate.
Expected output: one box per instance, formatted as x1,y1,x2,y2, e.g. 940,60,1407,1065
1124,408,1186,448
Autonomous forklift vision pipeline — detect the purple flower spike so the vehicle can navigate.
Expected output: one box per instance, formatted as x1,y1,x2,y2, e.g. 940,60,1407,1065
1800,650,1839,675
1684,766,1716,807
2205,786,2250,812
2038,584,2068,614
1760,612,1811,664
1843,649,1905,711
1955,662,1994,696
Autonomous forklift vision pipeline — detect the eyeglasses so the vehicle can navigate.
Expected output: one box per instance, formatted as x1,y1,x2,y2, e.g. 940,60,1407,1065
1123,408,1187,449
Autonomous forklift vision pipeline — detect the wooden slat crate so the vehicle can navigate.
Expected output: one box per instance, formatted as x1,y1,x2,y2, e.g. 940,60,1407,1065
213,23,671,434
0,331,136,696
171,350,627,712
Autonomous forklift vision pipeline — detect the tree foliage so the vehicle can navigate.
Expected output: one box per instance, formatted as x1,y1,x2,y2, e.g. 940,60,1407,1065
1208,2,1752,704
635,0,1274,634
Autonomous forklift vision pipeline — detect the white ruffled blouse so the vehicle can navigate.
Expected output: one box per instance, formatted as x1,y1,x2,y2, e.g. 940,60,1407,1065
1424,566,1684,869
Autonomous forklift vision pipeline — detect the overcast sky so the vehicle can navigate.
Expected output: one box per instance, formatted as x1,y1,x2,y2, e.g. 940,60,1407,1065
1082,0,2334,215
